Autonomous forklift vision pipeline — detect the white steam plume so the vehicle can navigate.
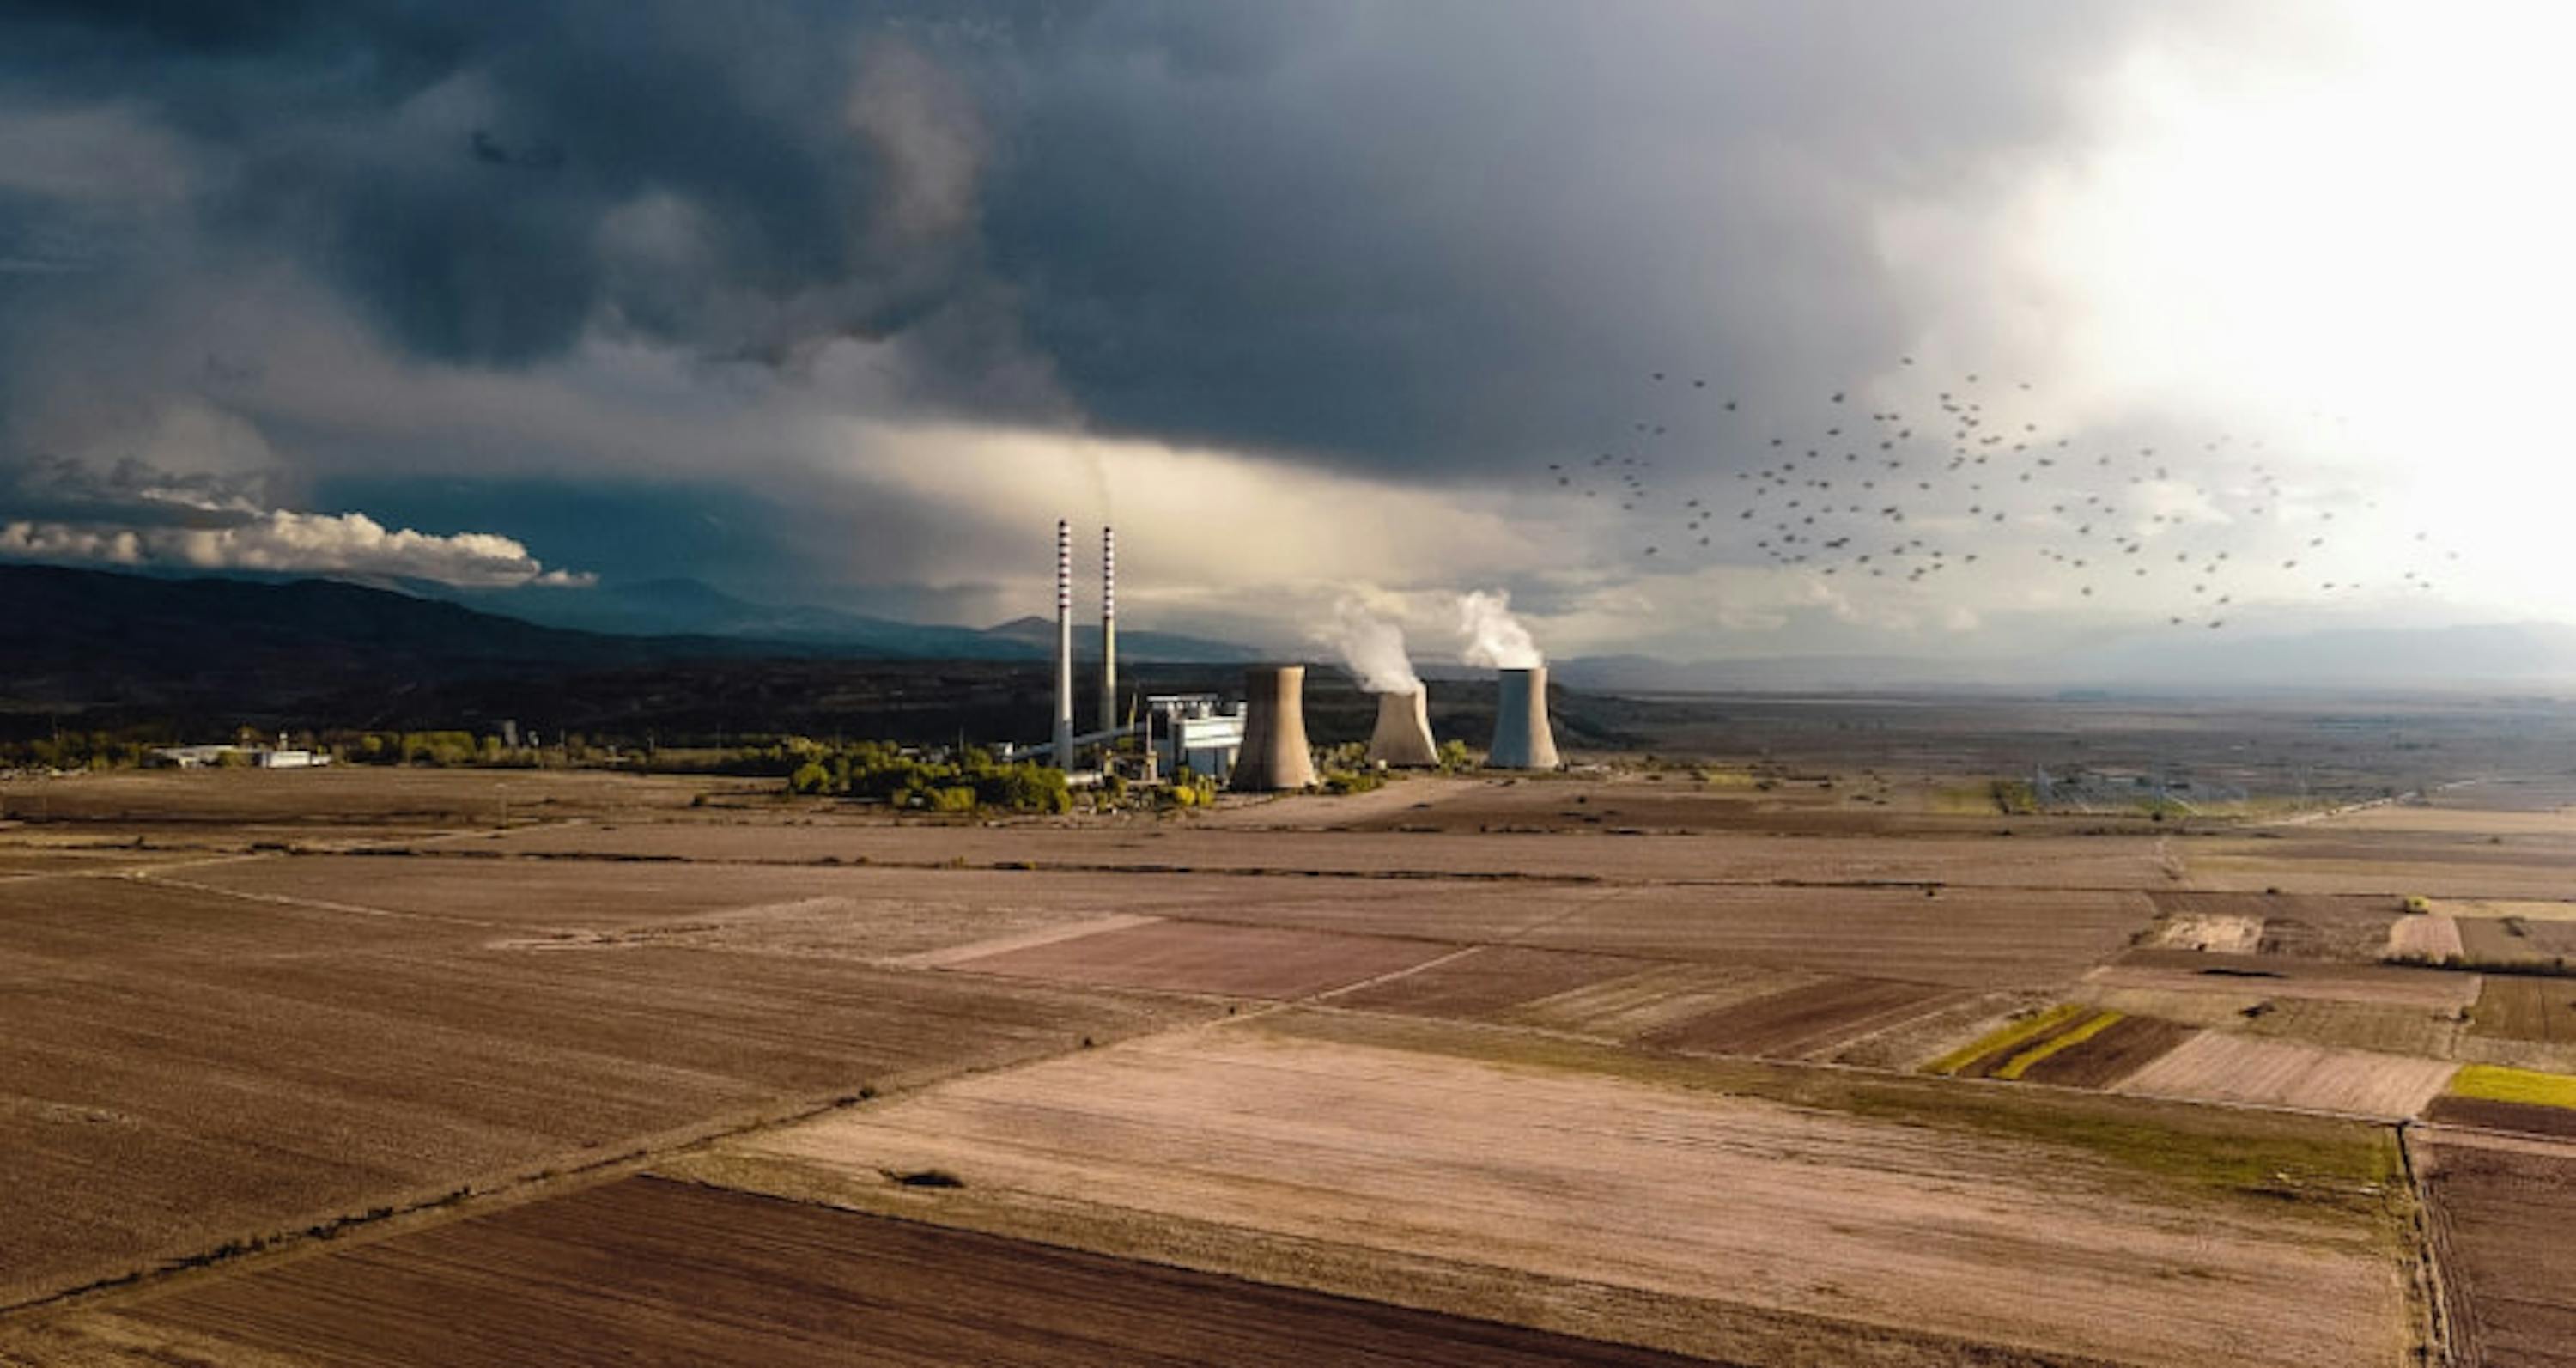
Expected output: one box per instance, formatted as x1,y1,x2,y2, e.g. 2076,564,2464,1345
1457,588,1542,668
1317,595,1420,695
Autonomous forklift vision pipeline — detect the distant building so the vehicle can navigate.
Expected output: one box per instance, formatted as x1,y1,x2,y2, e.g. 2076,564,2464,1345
149,745,331,770
1146,694,1244,780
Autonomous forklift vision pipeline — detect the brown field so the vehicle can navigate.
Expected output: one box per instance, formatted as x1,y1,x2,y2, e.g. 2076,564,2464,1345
2236,998,2464,1058
15,1177,1701,1368
2091,950,2482,1011
2014,1015,2197,1088
1638,976,1973,1060
1506,884,2152,989
705,1015,2417,1368
471,818,2180,890
2424,1096,2576,1141
0,767,740,830
0,872,1203,1306
1321,945,1658,1019
21,731,2576,1364
2457,917,2557,968
2186,833,2576,900
1492,961,1826,1038
2417,1132,2576,1367
2113,1032,2458,1118
2139,891,2401,961
2467,976,2576,1044
943,917,1452,1000
2387,913,2466,961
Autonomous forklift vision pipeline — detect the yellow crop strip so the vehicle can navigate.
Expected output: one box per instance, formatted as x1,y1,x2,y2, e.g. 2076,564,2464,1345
1996,1011,2124,1081
2450,1064,2576,1110
1923,1003,2085,1077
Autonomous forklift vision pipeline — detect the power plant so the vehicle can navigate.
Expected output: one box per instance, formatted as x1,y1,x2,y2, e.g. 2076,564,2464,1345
1486,666,1560,769
1364,690,1439,767
1230,665,1318,790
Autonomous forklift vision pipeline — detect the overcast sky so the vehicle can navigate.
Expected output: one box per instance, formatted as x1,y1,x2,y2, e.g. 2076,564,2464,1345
2,1,2569,661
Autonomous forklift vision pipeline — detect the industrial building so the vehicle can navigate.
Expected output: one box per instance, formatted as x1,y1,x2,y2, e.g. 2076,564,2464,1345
150,745,330,769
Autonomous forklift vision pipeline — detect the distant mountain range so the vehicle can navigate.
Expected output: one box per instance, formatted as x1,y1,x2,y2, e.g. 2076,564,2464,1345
7,564,2573,733
430,576,1259,663
0,564,1262,725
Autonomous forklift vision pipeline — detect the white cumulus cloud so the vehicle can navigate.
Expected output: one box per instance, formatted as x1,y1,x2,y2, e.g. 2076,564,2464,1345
1,508,592,587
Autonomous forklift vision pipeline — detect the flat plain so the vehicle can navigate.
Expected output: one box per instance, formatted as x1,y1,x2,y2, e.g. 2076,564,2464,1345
9,696,2576,1365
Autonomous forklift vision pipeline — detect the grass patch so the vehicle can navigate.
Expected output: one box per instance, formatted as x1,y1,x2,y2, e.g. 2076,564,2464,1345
1995,1011,2123,1081
1923,1003,2085,1077
2450,1064,2576,1110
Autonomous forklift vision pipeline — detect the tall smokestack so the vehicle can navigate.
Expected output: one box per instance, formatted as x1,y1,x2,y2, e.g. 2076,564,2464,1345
1487,666,1560,769
1054,519,1074,767
1230,666,1318,791
1100,526,1117,736
1366,690,1439,768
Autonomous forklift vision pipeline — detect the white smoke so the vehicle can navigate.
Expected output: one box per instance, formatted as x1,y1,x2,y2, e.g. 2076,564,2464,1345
1457,588,1542,668
0,509,593,587
1317,595,1420,695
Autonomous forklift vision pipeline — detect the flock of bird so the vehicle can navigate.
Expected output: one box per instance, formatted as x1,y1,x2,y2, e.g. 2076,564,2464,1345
1545,362,2462,629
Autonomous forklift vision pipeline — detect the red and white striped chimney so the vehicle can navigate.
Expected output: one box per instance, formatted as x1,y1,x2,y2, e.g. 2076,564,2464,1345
1053,519,1073,766
1100,526,1117,735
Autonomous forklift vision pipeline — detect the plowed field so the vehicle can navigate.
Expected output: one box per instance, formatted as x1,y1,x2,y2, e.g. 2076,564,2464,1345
1639,976,1971,1059
2418,1133,2576,1367
2112,1032,2457,1118
942,918,1451,1000
27,1178,1698,1368
714,1018,2416,1368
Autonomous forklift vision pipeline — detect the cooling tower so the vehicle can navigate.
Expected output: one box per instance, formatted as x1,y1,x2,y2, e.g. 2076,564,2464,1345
1230,666,1318,791
1365,690,1439,768
1486,666,1560,769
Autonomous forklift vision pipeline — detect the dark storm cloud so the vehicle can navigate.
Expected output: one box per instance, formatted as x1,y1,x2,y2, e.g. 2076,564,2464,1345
1,1,2166,472
0,0,1062,376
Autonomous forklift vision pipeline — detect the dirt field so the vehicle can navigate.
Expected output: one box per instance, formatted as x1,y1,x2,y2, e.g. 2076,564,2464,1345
704,1017,2416,1368
2388,914,2466,961
13,1177,1704,1368
1637,976,1973,1060
2113,1032,2458,1118
2014,1015,2197,1088
1490,961,1826,1039
1322,945,1659,1019
942,918,1451,1000
15,745,2559,1363
2417,1132,2576,1367
2236,998,2464,1058
1507,884,2153,989
2424,1097,2576,1141
469,818,2181,891
2468,977,2576,1044
0,873,1205,1306
2090,951,2483,1011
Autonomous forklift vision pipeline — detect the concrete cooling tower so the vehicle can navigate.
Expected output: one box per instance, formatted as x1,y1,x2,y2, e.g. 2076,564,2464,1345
1230,666,1319,791
1365,690,1440,768
1486,666,1561,770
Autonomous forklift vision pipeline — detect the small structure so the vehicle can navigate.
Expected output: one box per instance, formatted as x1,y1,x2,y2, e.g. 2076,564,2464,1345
149,745,331,769
1145,694,1244,780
